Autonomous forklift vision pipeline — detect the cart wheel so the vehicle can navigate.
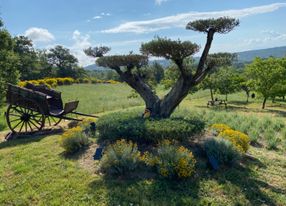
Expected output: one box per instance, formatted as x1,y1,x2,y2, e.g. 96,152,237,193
45,116,62,127
6,104,45,135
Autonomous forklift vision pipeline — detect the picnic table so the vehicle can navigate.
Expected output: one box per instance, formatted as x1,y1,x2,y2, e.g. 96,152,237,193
207,99,227,108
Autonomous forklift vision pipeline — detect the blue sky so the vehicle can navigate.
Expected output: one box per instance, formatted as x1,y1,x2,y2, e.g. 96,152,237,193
1,0,286,66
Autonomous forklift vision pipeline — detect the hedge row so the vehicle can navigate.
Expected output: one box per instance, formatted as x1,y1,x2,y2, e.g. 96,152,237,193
18,78,120,88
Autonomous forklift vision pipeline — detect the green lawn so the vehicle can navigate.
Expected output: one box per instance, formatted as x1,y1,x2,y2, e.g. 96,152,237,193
0,83,286,205
0,129,285,205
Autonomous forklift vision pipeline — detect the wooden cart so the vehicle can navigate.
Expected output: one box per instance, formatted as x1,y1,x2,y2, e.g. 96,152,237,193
5,83,97,135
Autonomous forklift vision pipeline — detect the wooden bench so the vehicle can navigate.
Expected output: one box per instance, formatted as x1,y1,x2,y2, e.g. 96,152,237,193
207,100,227,108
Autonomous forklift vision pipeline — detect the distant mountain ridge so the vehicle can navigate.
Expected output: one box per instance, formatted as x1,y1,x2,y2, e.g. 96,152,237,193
236,46,286,62
84,46,286,70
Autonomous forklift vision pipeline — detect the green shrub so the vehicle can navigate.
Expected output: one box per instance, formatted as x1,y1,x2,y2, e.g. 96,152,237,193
96,111,205,143
79,118,97,137
204,138,241,166
142,140,196,179
60,127,90,154
100,139,141,176
91,78,97,84
266,137,280,150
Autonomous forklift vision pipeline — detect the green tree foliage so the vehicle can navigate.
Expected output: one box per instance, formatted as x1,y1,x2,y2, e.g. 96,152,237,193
238,71,252,103
246,57,286,109
84,46,110,58
13,36,39,80
47,45,84,78
214,67,241,101
152,62,165,84
0,20,19,105
201,53,237,101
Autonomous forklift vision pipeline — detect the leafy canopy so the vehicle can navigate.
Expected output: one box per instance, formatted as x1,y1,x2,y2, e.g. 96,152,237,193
246,57,286,98
140,37,199,63
96,54,148,70
84,46,111,58
186,17,239,34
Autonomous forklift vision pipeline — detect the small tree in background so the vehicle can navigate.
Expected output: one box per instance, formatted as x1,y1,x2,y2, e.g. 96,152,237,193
86,17,239,118
47,45,81,78
213,67,241,101
201,53,237,101
246,57,286,109
238,71,252,103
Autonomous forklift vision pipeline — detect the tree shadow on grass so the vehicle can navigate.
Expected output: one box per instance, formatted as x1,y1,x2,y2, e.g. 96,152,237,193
88,174,204,206
87,155,284,206
0,128,63,149
211,156,285,206
196,104,286,117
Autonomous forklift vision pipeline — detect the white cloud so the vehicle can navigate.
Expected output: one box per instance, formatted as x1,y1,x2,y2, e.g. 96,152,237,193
70,30,94,66
24,27,55,42
244,30,286,45
102,3,286,33
100,12,111,16
87,12,111,22
155,0,168,6
93,16,102,19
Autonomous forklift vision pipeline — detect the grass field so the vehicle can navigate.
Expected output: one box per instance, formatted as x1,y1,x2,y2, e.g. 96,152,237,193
0,83,286,205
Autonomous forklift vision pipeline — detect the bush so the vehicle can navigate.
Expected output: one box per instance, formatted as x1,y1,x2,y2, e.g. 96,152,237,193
210,124,232,134
218,129,250,153
60,127,90,154
96,111,205,143
100,139,141,176
19,77,76,88
142,140,196,179
44,78,58,87
204,138,241,166
91,78,97,84
63,77,74,85
79,117,97,137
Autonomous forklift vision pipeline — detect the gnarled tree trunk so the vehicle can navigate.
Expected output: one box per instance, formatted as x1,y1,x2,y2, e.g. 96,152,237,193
124,30,215,118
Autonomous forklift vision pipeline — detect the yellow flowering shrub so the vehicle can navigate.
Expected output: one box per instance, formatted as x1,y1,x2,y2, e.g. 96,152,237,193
18,81,28,87
218,129,250,153
60,126,90,154
211,124,232,133
105,80,119,84
18,77,76,88
142,140,196,179
18,77,119,88
100,139,141,176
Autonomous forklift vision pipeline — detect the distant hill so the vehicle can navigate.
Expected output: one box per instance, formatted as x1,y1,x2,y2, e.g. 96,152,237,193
84,46,286,70
236,46,286,62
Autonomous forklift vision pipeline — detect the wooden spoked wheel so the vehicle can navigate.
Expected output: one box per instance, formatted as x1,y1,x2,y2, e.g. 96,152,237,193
6,104,45,135
45,116,62,127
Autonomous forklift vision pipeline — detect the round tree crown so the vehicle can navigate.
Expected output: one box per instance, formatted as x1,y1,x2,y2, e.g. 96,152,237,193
186,17,239,34
140,37,199,62
84,46,111,58
206,52,237,68
96,54,148,69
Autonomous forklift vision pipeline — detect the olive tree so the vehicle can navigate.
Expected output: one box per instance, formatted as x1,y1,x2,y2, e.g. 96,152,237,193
87,17,239,118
